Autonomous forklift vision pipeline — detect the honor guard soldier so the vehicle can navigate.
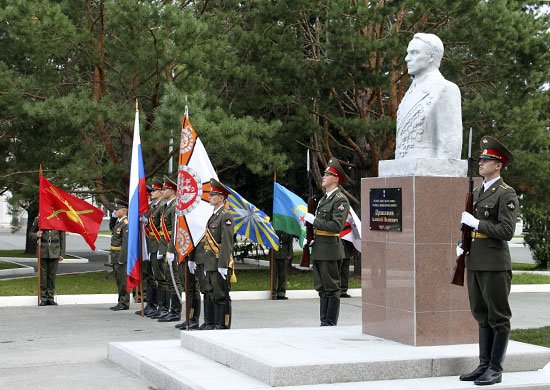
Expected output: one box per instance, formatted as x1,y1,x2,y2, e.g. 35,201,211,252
304,158,350,326
135,178,163,317
458,136,519,386
272,230,293,300
156,176,182,322
30,217,66,306
110,200,130,311
188,179,234,330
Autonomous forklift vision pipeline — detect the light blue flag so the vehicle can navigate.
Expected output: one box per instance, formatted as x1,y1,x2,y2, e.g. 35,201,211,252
224,184,280,250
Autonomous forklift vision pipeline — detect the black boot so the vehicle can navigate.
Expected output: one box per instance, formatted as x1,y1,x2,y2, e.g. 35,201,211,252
198,295,215,330
176,291,202,330
150,288,169,319
216,301,231,329
460,325,493,381
158,293,181,322
319,297,329,326
325,296,340,326
213,303,221,329
474,329,509,386
143,286,157,316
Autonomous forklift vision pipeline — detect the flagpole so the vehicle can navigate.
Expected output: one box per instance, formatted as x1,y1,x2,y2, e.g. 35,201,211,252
140,224,144,316
184,257,190,331
37,166,42,305
270,171,276,300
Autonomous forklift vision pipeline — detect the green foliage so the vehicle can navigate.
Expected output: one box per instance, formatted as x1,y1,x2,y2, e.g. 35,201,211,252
522,205,549,269
0,0,548,222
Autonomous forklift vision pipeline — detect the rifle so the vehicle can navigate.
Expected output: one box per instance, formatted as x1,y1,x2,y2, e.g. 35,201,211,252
451,128,474,286
300,150,315,268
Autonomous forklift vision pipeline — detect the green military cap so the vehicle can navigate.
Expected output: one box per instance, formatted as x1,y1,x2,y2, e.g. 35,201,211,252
163,175,177,191
479,136,514,166
150,177,163,191
324,158,346,183
114,198,128,209
210,178,229,197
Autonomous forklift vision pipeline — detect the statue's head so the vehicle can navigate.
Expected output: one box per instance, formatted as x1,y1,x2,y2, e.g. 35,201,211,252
406,33,444,76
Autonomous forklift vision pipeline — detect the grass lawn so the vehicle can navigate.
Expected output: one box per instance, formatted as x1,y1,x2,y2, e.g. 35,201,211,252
0,249,79,259
0,261,24,270
0,269,362,296
511,326,550,348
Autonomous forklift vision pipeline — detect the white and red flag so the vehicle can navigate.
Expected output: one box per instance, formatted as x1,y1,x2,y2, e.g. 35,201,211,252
340,206,362,253
174,107,217,262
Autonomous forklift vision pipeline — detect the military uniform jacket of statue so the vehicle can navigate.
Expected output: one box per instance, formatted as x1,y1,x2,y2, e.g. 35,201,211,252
146,199,164,254
311,189,350,261
111,216,128,264
396,69,462,159
466,178,519,271
30,220,66,259
195,206,234,272
159,198,176,256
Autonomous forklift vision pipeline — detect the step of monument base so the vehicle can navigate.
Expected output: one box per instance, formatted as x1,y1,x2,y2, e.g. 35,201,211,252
179,325,550,387
109,327,550,390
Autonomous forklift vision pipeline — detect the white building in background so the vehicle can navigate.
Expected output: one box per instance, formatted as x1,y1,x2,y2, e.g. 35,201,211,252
0,191,27,232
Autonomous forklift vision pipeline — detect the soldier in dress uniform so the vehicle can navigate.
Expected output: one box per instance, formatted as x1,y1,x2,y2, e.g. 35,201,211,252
458,136,519,386
30,217,66,306
156,176,182,323
188,179,234,329
110,200,130,311
304,158,350,326
339,240,356,298
272,230,293,300
135,178,164,317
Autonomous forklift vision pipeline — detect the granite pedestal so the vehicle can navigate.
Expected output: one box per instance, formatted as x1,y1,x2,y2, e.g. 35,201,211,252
361,176,478,346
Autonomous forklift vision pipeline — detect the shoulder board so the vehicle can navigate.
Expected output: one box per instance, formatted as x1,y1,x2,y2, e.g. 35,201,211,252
499,182,510,190
123,217,129,224
335,192,344,198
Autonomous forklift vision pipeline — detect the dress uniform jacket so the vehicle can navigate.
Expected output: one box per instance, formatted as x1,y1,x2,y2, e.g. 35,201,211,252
159,199,176,256
311,189,350,261
111,217,128,264
198,207,234,272
466,178,519,271
30,225,66,259
146,200,163,254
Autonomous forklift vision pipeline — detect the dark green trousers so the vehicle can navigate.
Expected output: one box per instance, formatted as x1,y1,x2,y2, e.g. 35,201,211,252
39,257,59,301
467,269,512,332
113,262,130,307
313,260,341,298
272,259,287,298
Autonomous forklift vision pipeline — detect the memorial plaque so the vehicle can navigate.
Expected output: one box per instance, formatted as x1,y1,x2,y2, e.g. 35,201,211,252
369,188,402,231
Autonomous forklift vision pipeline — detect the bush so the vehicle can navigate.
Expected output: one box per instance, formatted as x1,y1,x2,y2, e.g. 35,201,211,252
522,205,549,269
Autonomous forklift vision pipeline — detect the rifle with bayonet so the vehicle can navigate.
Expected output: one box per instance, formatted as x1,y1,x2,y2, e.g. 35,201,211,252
300,150,315,268
451,128,474,286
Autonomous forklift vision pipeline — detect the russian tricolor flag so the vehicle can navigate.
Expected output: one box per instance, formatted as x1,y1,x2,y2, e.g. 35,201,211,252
126,103,149,291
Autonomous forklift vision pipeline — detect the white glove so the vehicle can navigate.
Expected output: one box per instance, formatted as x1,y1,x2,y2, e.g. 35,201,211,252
461,212,480,230
456,244,464,257
218,267,228,280
139,216,148,223
304,213,315,224
157,254,163,260
188,260,196,274
166,252,175,262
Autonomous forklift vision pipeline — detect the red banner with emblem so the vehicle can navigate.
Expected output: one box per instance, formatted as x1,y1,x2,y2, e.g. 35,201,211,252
39,174,104,250
174,108,218,262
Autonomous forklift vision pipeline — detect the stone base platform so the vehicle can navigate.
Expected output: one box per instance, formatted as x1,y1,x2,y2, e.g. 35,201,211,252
108,326,550,389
